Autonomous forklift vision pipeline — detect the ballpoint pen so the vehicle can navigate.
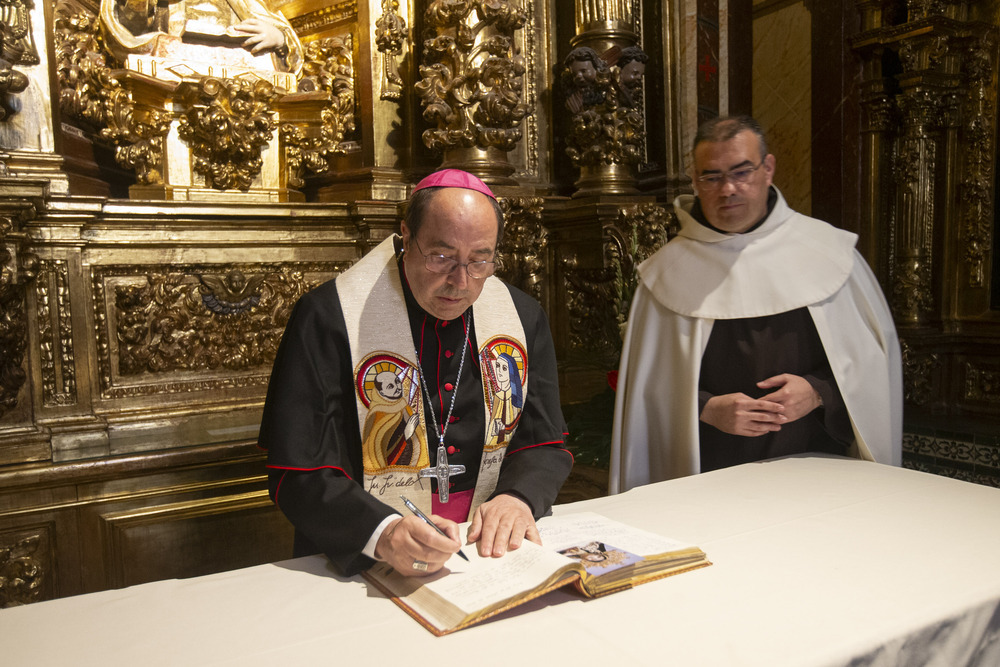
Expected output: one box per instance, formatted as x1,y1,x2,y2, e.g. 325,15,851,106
400,495,469,561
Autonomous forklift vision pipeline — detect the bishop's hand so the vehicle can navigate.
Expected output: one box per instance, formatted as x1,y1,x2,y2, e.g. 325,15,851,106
467,494,540,558
374,515,461,577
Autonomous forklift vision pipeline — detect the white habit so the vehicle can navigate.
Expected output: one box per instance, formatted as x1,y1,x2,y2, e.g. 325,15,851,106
609,189,902,493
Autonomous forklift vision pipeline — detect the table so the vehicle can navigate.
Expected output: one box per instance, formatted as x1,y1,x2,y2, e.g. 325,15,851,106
4,455,1000,666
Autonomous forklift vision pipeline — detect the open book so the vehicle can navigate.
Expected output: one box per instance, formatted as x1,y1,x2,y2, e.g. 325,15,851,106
361,511,710,636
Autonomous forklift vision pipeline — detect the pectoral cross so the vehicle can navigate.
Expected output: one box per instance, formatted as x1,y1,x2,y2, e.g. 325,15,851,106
419,443,465,503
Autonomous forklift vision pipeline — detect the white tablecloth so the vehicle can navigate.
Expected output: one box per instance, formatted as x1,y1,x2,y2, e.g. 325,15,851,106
4,455,1000,666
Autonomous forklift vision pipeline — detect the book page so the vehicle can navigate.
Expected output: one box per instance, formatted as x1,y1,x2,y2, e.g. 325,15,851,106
538,512,694,556
420,540,574,613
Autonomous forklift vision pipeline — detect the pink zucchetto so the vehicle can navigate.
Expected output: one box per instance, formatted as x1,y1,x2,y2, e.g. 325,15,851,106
411,169,497,200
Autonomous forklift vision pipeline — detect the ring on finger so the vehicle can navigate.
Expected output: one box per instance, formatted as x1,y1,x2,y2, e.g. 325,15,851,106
412,559,429,571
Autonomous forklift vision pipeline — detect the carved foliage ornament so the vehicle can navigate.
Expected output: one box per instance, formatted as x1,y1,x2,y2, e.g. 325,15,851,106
101,265,330,387
178,77,278,191
416,0,530,152
0,213,38,420
958,34,995,287
0,534,44,608
561,46,646,169
285,35,356,188
54,6,171,184
35,260,77,408
375,0,407,100
495,196,545,301
900,338,938,406
564,204,675,368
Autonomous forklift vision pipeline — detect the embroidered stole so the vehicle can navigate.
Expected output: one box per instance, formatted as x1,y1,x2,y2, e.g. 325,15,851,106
337,236,528,520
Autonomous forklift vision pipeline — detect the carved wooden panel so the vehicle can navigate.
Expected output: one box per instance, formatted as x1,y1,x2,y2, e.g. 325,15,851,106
96,492,293,589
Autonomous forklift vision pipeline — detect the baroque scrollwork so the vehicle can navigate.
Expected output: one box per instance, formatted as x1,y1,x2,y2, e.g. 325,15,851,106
964,363,1000,403
958,34,995,287
178,77,278,191
900,338,938,406
285,35,356,188
112,267,313,375
0,534,45,608
36,260,77,408
564,204,676,368
495,196,546,302
91,264,343,397
416,0,530,153
54,5,171,184
560,45,647,181
0,7,30,120
905,0,949,22
891,88,939,323
375,0,407,101
0,213,38,420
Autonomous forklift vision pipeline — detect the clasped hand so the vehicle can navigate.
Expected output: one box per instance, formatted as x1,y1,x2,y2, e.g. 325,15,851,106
375,494,539,577
700,373,821,437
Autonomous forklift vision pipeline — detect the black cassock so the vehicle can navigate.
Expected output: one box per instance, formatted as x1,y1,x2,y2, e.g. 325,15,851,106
260,263,572,575
697,308,853,473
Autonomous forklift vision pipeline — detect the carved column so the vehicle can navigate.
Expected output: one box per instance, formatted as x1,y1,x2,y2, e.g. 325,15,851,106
893,84,941,325
564,0,644,196
416,0,530,184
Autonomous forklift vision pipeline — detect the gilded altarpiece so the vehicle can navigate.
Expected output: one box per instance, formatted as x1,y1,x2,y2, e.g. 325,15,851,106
853,0,1000,486
0,0,696,604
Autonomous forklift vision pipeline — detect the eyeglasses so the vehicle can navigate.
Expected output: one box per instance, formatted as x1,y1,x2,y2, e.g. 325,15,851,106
696,160,765,189
411,238,496,279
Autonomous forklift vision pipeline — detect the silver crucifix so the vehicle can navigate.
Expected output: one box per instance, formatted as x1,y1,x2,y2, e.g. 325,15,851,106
419,443,466,503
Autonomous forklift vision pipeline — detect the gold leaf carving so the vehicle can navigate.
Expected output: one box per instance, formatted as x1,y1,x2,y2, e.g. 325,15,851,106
1,0,40,66
92,263,346,397
496,196,546,301
0,214,38,419
900,338,938,406
36,260,77,407
416,0,530,152
375,0,407,101
564,204,675,368
0,533,45,608
178,77,278,191
965,363,1000,402
286,34,356,187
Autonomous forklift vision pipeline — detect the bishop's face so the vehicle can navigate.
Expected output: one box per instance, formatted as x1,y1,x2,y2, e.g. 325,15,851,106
693,130,776,234
401,188,498,322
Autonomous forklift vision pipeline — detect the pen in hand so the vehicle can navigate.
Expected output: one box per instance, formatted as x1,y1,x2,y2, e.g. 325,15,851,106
400,495,469,562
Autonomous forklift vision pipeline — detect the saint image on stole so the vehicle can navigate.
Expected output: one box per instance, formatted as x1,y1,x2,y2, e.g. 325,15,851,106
361,364,423,473
483,344,525,449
